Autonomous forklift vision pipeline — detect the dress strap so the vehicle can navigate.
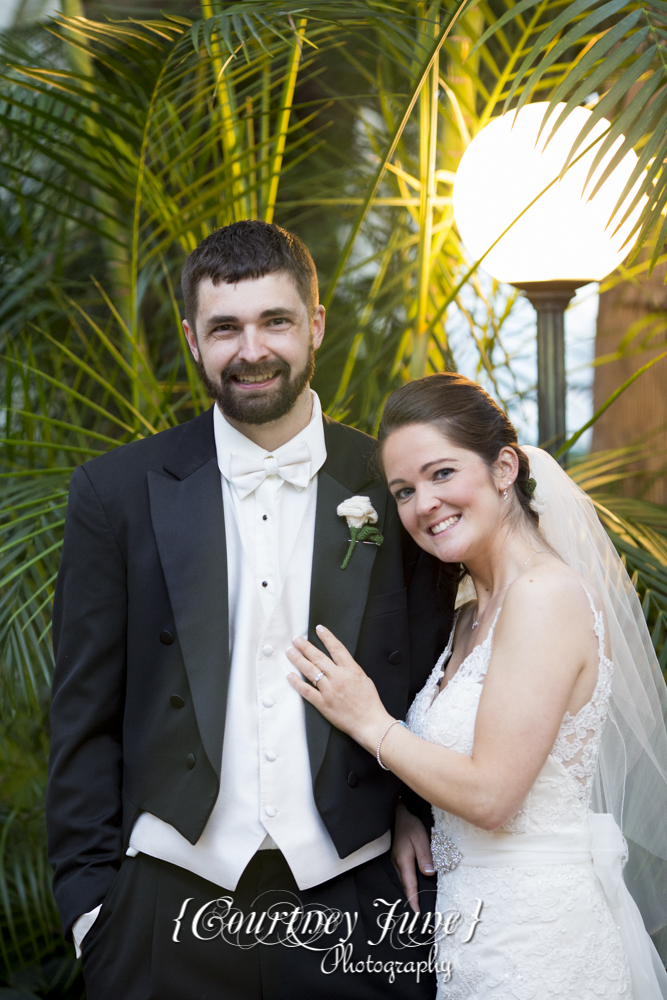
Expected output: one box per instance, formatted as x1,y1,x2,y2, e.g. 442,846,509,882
580,584,606,660
434,609,461,676
486,605,504,644
445,609,461,658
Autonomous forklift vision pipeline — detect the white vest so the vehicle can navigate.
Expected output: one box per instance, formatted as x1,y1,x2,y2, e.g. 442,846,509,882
129,429,389,891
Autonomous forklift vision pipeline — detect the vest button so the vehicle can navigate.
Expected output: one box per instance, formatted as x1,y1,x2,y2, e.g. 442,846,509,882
262,697,275,709
265,805,277,817
186,753,196,769
262,644,274,656
265,750,277,762
347,771,359,788
170,695,185,709
387,650,402,665
160,630,175,645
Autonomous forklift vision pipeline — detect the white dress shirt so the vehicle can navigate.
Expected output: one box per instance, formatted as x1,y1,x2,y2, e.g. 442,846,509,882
73,392,390,953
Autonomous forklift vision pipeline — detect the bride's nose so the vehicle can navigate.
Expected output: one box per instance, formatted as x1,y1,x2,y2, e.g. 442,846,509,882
414,483,441,517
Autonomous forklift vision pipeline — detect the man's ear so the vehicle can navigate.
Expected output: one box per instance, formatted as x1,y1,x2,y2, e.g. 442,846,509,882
312,304,325,350
182,319,199,362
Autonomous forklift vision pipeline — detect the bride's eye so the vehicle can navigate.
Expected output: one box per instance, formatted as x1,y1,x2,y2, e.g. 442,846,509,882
393,486,415,502
434,467,454,481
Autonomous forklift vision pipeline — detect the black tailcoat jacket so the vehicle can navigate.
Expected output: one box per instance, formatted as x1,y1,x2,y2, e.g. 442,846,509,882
46,407,453,937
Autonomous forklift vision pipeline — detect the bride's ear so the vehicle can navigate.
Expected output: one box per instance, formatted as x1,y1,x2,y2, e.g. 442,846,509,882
492,446,520,496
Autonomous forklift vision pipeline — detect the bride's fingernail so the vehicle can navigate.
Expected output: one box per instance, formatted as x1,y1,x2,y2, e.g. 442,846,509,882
316,624,325,632
287,647,296,657
424,866,435,874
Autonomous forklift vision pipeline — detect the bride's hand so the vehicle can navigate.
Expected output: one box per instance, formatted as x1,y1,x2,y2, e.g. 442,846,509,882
392,802,435,914
286,625,393,753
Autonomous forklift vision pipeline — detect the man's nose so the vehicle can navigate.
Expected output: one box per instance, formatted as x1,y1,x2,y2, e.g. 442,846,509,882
236,327,270,363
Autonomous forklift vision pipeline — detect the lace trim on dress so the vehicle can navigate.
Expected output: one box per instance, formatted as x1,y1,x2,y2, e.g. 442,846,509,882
550,588,614,797
407,582,615,829
428,607,503,708
406,583,629,999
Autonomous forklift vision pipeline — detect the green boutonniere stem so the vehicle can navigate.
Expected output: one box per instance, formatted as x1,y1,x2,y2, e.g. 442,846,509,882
341,524,384,570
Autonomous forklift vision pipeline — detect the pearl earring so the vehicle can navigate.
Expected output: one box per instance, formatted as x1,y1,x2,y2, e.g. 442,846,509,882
503,486,509,502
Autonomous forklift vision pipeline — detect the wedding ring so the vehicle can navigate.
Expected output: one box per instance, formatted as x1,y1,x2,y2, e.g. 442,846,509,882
313,671,325,688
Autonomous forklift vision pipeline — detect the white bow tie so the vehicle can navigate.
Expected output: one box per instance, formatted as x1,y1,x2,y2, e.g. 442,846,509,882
229,440,312,499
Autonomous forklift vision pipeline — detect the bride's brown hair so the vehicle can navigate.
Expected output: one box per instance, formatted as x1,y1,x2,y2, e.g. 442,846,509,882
377,372,538,526
377,373,539,593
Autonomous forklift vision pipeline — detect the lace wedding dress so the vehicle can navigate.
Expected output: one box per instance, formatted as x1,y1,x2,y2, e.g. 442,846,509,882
407,592,633,999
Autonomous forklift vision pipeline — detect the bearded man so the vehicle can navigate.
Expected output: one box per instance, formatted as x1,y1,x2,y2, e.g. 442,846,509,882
46,220,453,1000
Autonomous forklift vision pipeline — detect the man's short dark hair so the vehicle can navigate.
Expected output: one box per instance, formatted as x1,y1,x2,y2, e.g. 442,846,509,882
181,220,319,329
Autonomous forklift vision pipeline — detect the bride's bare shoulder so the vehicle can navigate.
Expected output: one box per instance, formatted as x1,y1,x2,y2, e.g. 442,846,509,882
502,555,602,629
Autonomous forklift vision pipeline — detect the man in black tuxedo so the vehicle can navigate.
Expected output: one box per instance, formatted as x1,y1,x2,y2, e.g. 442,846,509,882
47,220,453,999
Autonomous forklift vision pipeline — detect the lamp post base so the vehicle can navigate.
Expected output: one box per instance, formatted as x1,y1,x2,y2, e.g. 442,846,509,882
513,280,592,459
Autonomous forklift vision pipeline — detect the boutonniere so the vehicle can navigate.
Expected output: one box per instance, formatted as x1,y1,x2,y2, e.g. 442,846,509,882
337,496,384,569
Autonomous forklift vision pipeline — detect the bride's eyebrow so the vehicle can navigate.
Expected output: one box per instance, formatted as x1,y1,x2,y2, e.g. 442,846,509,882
421,458,456,472
388,458,456,488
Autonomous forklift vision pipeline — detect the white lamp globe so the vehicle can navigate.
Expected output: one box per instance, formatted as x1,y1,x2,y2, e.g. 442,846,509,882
452,102,646,284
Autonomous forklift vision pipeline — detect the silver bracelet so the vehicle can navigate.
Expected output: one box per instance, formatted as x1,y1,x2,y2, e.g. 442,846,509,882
376,719,407,770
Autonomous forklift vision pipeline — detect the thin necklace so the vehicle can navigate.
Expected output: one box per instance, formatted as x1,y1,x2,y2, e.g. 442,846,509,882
471,550,547,631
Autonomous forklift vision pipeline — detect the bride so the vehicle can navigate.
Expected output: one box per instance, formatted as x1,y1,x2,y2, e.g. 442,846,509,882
286,373,667,999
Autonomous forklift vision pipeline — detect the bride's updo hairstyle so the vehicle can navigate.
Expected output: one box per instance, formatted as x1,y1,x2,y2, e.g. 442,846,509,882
377,372,538,527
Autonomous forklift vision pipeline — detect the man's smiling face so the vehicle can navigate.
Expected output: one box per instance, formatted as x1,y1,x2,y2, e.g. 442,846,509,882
183,271,325,425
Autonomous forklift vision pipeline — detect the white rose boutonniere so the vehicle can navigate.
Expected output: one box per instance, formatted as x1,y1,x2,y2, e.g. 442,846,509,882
337,496,384,569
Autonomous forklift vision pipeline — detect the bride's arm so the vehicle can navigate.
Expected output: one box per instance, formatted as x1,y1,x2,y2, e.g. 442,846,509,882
287,570,597,830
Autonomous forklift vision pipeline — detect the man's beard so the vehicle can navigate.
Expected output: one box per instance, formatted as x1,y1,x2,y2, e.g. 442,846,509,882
196,343,315,425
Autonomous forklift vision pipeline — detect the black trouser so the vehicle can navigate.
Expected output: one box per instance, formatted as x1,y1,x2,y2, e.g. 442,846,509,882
80,849,438,1000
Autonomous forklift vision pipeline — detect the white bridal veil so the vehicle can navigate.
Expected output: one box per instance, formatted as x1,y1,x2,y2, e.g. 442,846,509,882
524,445,667,961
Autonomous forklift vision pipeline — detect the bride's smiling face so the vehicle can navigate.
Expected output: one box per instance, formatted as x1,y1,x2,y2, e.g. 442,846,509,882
382,423,512,564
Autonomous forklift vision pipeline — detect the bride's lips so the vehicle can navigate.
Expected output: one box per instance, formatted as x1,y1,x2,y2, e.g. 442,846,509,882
428,514,461,535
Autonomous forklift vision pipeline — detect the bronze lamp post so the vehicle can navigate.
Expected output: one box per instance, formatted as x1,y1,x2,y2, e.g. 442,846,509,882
452,102,646,458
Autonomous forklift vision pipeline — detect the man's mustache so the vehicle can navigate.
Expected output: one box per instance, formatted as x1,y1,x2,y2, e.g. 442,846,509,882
221,360,291,384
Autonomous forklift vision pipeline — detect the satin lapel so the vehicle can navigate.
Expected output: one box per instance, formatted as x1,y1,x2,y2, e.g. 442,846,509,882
148,456,228,777
305,469,387,780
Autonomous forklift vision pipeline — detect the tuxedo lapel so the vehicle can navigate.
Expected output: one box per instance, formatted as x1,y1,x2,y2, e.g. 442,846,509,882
148,408,229,778
147,408,384,786
305,418,387,779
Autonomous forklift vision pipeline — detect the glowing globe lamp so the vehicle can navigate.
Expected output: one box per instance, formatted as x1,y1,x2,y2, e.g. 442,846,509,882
453,102,646,454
